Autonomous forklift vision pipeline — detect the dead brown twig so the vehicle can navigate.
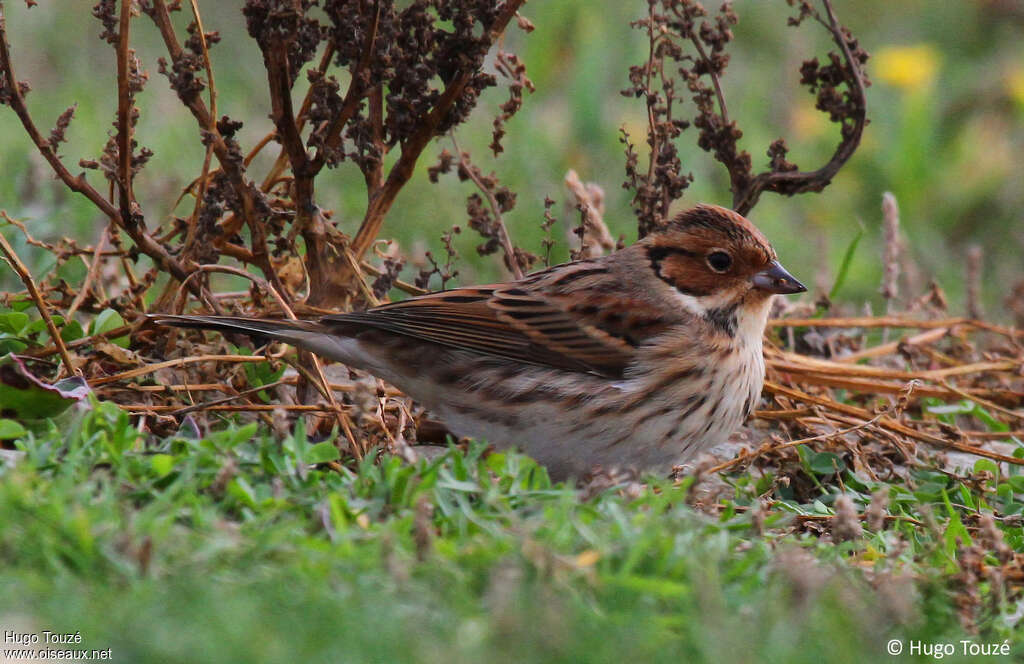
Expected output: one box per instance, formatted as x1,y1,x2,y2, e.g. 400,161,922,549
345,0,526,266
450,132,524,279
730,0,869,214
0,4,207,304
0,228,79,377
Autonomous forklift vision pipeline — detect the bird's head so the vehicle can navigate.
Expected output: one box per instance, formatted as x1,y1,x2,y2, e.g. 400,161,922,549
643,204,806,334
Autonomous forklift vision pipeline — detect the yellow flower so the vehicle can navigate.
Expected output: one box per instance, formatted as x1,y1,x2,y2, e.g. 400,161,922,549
790,99,828,140
874,44,940,92
1006,66,1024,108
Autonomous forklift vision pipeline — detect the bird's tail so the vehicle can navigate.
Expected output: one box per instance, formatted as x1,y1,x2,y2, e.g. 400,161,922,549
148,314,357,363
149,314,325,338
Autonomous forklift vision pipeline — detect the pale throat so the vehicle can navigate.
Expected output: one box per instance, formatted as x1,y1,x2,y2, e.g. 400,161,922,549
734,294,773,345
670,287,773,343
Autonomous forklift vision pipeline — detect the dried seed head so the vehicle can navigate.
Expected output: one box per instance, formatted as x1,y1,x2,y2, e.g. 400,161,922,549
832,494,862,542
965,244,983,319
865,488,889,532
880,192,901,301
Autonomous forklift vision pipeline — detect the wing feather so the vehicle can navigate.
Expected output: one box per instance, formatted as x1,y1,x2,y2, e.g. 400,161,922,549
319,257,685,377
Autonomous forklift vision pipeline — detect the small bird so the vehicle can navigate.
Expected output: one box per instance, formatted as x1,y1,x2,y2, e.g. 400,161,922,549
152,204,805,478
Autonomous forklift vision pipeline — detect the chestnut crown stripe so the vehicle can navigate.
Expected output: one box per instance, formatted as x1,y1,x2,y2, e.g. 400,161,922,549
671,205,776,263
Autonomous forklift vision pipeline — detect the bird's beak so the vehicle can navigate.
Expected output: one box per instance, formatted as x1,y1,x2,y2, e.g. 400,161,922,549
752,260,807,295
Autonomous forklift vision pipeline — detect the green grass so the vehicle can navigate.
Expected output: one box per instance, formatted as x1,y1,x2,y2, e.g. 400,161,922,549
0,398,1021,662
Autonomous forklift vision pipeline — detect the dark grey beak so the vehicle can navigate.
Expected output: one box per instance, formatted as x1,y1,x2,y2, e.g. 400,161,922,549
752,260,807,295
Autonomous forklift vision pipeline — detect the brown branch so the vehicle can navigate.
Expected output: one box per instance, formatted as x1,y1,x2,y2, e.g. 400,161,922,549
264,45,310,180
358,260,428,296
120,403,348,414
768,316,1024,339
115,0,134,222
763,371,1019,404
709,408,889,475
170,378,289,417
255,4,379,310
308,3,380,176
89,354,270,386
20,324,132,359
145,0,283,296
181,0,218,267
347,0,525,262
0,228,79,377
257,42,336,190
187,0,216,119
100,377,404,396
689,34,729,126
0,7,205,302
67,224,109,320
763,381,1024,466
731,0,868,215
450,132,523,279
172,264,292,316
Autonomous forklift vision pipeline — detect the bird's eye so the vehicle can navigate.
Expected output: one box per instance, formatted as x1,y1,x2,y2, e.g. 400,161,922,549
706,251,732,273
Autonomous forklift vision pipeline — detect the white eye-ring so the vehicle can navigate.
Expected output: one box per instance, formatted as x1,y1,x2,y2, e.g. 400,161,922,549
706,250,732,273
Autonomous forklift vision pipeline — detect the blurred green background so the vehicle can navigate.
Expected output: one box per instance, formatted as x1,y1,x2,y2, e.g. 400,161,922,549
1,0,1022,316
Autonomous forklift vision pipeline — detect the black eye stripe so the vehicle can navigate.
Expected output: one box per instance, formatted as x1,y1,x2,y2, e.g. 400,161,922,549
647,246,698,263
646,246,711,297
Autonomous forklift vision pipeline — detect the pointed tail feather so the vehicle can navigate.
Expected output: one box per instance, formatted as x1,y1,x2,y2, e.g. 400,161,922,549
148,314,321,338
147,314,361,365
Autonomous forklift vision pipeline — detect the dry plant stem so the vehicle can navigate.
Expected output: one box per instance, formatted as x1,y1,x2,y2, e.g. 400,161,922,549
187,0,216,119
145,0,282,296
834,327,948,364
0,8,204,302
172,263,362,455
106,379,404,397
565,170,614,257
768,352,1020,382
451,132,523,279
732,0,868,215
171,378,289,417
880,192,900,343
0,230,79,377
67,225,109,321
309,8,379,177
115,1,135,221
20,324,133,359
966,431,1024,440
287,355,364,459
310,355,362,459
256,43,336,190
280,7,381,308
359,260,428,296
766,371,1018,403
175,265,292,316
347,0,526,264
764,381,1024,466
181,0,218,265
792,513,924,526
769,316,1024,339
940,380,1024,422
121,404,347,414
342,246,381,306
709,409,889,475
966,245,983,319
640,0,660,190
689,32,729,126
89,354,270,386
880,192,900,303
